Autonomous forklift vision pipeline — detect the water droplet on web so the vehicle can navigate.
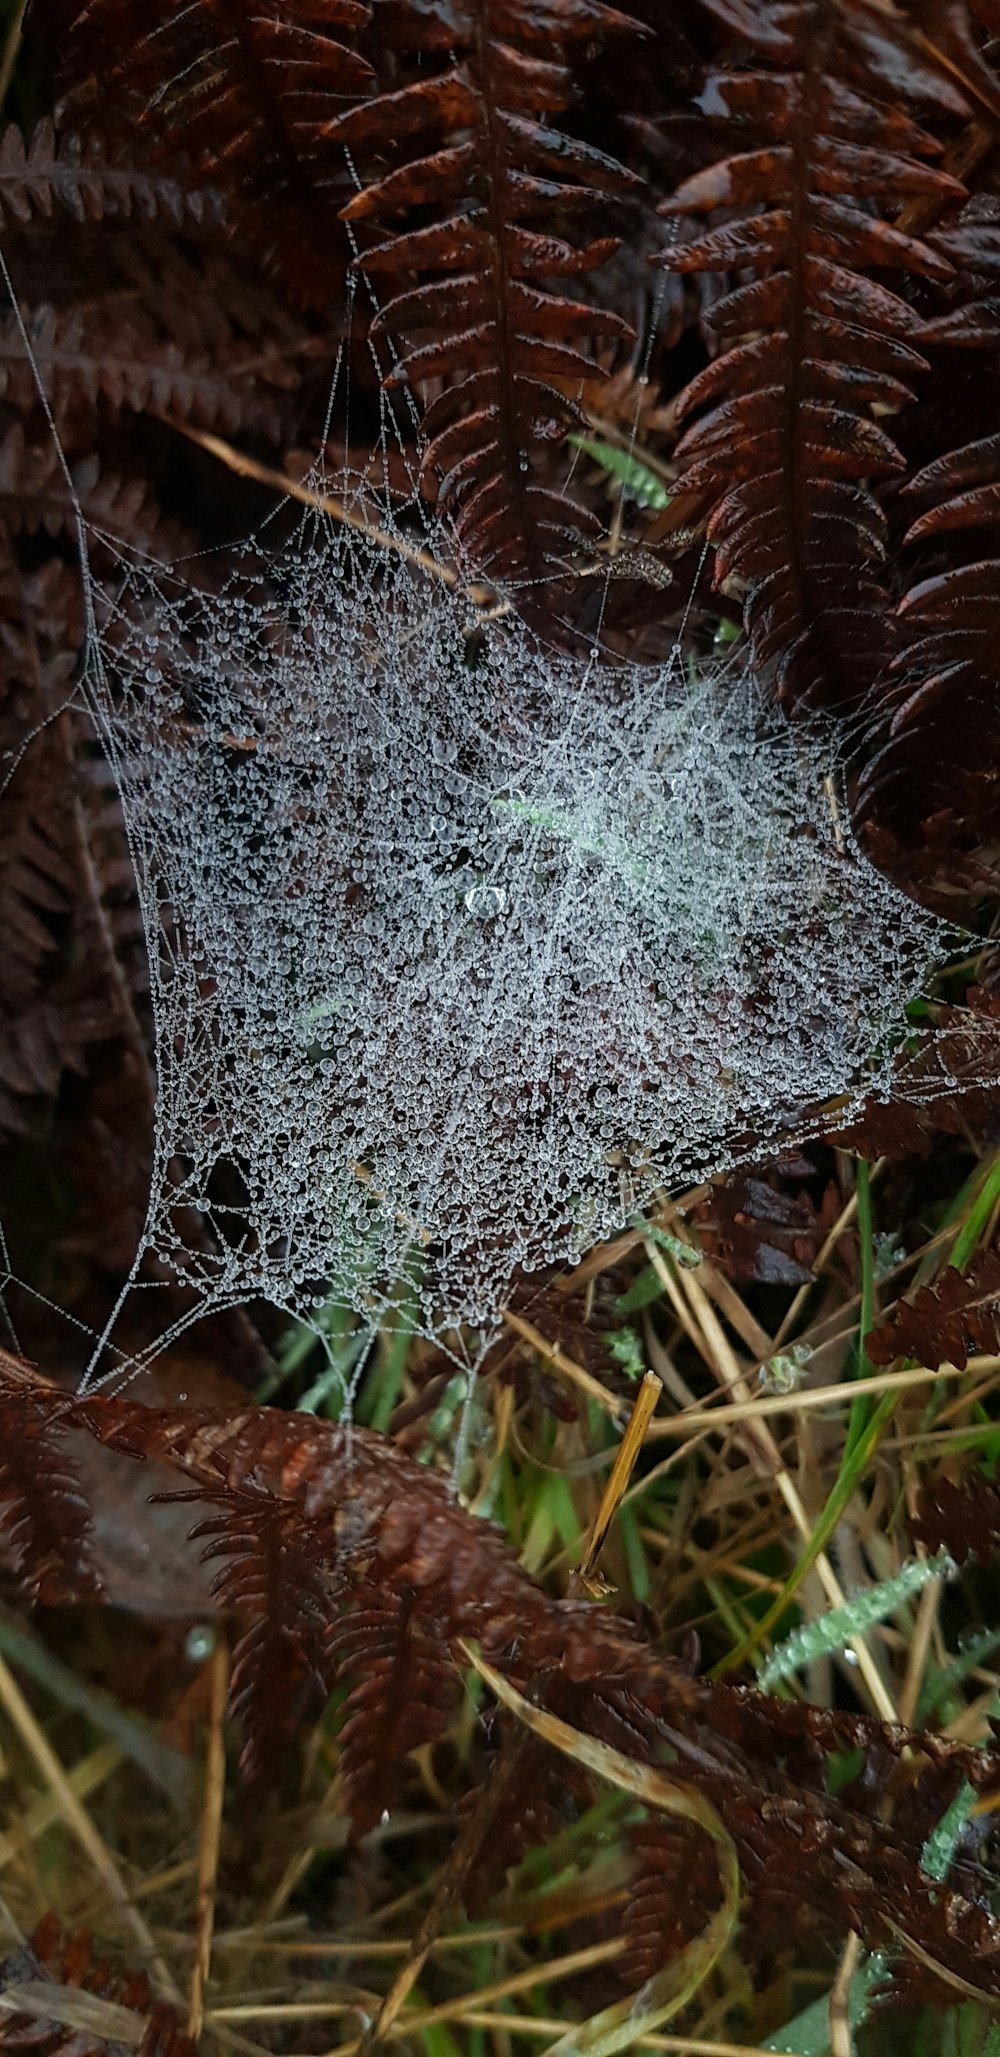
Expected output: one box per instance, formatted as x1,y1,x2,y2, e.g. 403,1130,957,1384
185,1624,216,1663
464,882,507,919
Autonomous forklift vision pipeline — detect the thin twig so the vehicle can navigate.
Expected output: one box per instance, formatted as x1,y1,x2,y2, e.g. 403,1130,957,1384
160,420,498,605
375,2016,807,2055
829,1932,862,2057
188,1638,229,2043
643,1358,989,1438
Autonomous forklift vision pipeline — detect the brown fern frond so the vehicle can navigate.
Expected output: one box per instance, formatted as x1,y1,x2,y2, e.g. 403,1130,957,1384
182,1492,335,1785
622,1818,718,1991
912,1468,1000,1564
867,1247,1000,1368
0,561,89,1134
54,1377,549,1653
0,1358,103,1603
0,718,77,1021
7,1359,1000,2000
63,0,374,304
0,303,297,438
1,1910,195,2057
459,1731,583,1911
329,1585,460,1834
0,543,155,1150
0,425,97,535
0,118,219,229
657,0,967,718
862,400,1000,876
584,1669,1000,2003
328,0,643,603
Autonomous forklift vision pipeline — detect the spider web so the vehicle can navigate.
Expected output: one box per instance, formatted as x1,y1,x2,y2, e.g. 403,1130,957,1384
79,459,951,1367
0,233,960,1377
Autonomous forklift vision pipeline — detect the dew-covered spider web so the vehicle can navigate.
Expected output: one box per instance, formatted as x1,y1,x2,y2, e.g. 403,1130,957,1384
79,454,953,1372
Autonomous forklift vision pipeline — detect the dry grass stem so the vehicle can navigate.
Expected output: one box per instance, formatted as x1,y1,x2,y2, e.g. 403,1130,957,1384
188,1637,229,2043
0,1653,180,1999
577,1370,663,1588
